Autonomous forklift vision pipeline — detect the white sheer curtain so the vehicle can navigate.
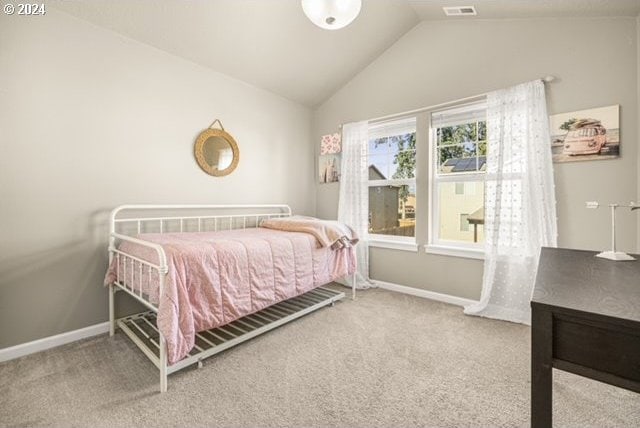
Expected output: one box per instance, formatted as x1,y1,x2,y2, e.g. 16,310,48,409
464,80,558,324
338,121,374,289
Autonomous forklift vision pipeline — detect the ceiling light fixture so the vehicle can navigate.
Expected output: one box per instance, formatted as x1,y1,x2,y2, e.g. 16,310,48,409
301,0,362,30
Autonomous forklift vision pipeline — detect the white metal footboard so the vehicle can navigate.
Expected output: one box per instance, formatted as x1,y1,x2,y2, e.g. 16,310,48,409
108,233,170,391
107,204,356,393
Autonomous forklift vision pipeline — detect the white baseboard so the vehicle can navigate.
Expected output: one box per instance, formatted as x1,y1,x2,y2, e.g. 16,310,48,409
373,280,478,307
0,322,110,363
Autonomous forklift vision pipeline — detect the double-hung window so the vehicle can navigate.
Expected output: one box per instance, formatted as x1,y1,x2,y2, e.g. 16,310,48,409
428,102,487,257
366,117,417,248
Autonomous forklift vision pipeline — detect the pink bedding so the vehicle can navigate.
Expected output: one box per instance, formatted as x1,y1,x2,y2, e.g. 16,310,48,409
105,227,356,364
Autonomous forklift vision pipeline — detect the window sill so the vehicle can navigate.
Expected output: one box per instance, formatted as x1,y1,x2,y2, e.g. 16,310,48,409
423,244,485,260
369,239,419,252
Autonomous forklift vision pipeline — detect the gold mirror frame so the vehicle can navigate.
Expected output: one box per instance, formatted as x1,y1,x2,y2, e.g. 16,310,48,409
194,128,240,177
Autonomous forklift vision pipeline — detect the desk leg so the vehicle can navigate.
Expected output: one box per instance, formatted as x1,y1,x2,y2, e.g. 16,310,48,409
531,308,553,428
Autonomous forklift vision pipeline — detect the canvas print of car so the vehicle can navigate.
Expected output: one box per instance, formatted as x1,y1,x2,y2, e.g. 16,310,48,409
549,105,619,163
562,119,607,155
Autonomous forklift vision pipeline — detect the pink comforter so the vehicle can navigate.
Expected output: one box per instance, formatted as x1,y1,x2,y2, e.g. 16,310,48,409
105,228,356,364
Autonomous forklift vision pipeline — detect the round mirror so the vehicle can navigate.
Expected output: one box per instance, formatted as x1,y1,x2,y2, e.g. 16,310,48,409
194,128,239,177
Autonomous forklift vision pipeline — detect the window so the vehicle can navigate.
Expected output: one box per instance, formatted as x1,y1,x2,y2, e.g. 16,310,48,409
367,118,417,243
429,102,486,252
459,214,469,232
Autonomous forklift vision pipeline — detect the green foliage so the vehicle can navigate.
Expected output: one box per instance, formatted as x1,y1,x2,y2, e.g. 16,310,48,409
391,133,416,180
392,133,416,204
560,118,577,131
439,122,477,145
437,121,487,166
372,133,416,203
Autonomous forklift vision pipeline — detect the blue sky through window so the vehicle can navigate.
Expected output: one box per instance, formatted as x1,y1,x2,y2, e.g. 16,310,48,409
367,134,415,180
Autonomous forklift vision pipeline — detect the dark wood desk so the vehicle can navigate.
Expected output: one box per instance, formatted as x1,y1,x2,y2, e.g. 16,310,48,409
531,247,640,428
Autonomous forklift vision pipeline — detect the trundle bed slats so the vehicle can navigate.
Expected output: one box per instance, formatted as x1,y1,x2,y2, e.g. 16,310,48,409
116,287,344,376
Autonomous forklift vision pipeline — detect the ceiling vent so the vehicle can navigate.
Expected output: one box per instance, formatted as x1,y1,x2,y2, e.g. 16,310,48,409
443,6,477,16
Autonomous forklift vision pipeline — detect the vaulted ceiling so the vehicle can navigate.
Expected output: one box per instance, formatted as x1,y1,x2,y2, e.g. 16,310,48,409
50,0,640,107
49,0,419,107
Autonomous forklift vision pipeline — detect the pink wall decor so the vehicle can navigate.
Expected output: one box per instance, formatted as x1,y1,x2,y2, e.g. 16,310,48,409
320,133,341,155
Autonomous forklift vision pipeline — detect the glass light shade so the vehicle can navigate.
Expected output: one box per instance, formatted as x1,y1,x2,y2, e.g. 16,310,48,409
301,0,362,30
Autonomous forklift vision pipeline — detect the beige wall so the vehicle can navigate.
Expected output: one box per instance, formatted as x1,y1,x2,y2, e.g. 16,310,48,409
0,10,314,348
313,17,639,299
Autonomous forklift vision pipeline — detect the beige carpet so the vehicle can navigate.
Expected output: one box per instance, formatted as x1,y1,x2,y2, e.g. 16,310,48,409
1,287,638,427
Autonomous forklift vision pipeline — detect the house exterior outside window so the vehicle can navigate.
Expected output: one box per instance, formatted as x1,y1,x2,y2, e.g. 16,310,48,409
427,102,487,257
366,117,417,247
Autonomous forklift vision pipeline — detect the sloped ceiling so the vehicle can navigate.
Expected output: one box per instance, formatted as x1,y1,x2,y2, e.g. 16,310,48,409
50,0,640,107
49,0,419,107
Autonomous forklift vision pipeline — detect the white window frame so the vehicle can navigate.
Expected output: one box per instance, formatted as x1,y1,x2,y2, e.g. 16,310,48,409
366,117,418,251
425,102,487,259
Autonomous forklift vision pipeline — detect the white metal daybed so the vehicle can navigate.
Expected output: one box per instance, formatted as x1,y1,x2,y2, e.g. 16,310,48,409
107,204,356,392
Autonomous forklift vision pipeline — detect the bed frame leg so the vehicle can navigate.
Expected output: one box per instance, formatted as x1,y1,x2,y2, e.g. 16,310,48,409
108,284,115,336
352,271,356,300
160,335,168,393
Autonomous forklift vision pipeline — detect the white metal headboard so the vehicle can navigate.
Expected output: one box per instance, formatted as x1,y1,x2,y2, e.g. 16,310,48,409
109,204,292,237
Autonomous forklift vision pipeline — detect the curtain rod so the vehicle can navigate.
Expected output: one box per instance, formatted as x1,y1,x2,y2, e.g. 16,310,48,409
339,75,556,128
